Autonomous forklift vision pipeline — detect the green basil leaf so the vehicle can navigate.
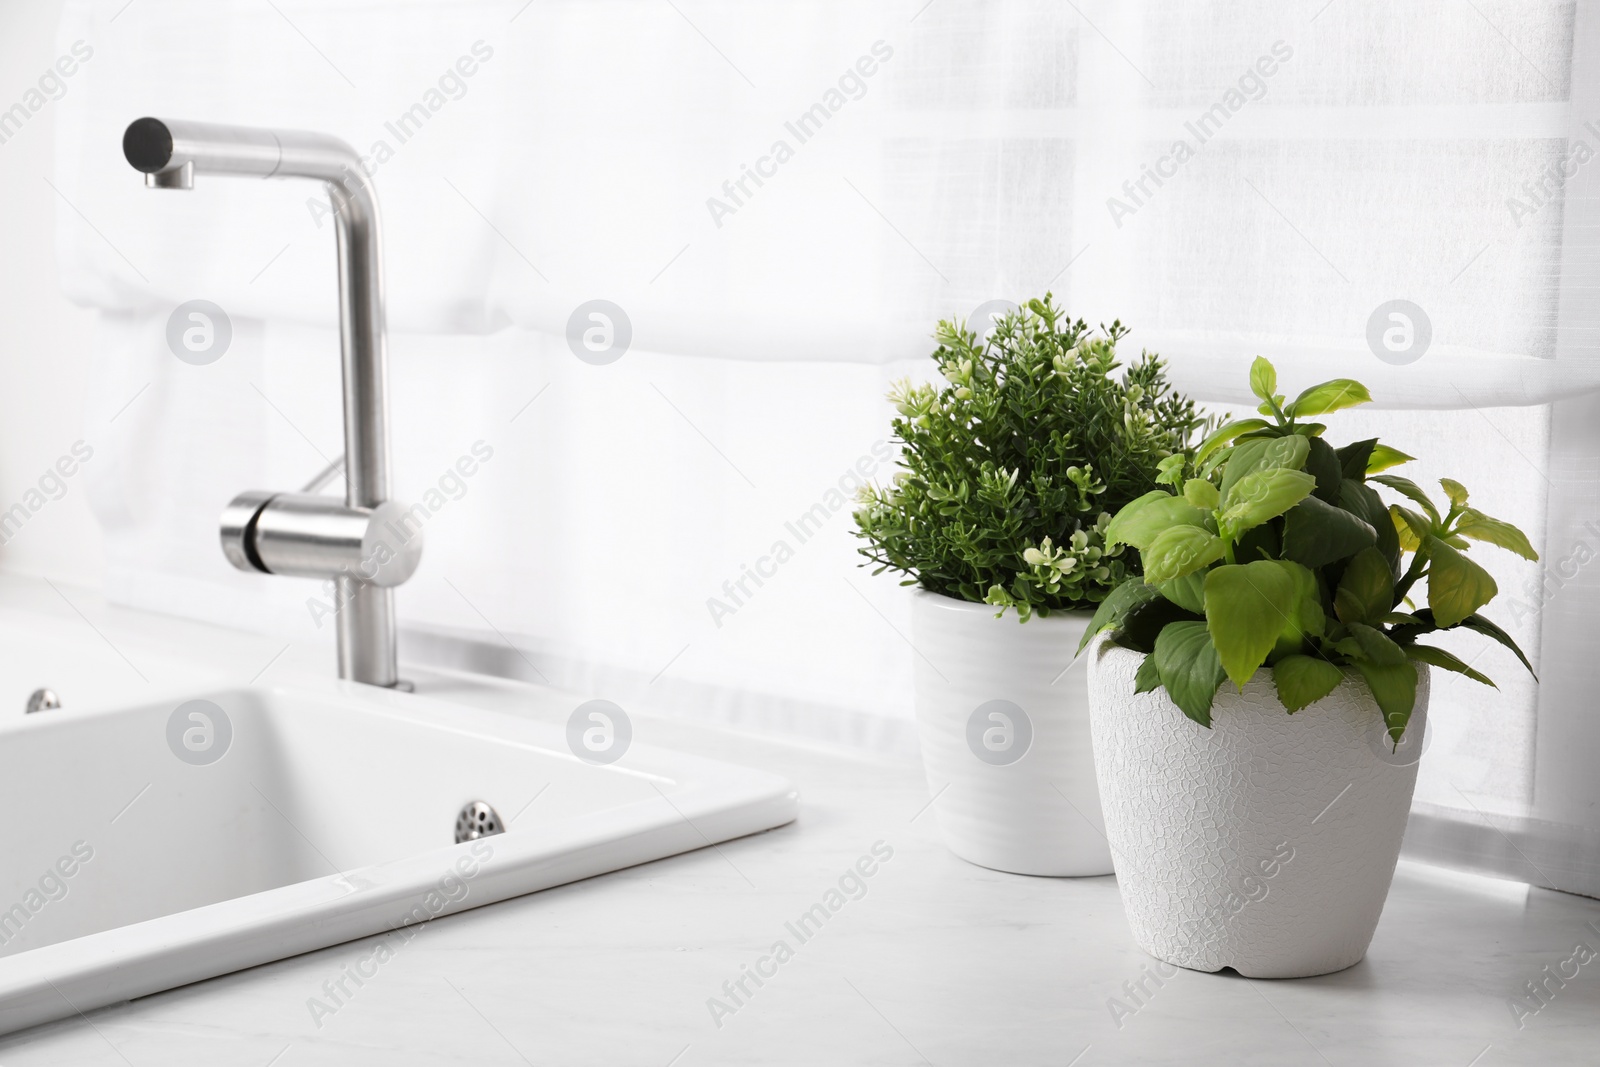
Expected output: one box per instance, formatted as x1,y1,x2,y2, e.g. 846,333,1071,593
1220,435,1310,500
1105,491,1209,551
1440,478,1469,508
1404,643,1495,687
1391,506,1421,552
1379,611,1422,626
1272,558,1326,655
1425,535,1498,628
1339,479,1400,571
1392,505,1436,546
1331,590,1365,627
1370,474,1441,524
1305,436,1343,504
1284,378,1373,418
1455,613,1536,678
1335,546,1394,626
1195,419,1270,465
1134,653,1163,693
1455,508,1539,561
1153,620,1226,727
1249,356,1277,402
1183,479,1220,510
1365,444,1416,474
1337,438,1379,479
1272,654,1345,713
1154,572,1207,614
1142,526,1226,583
1281,494,1377,569
1077,577,1161,654
1204,560,1300,688
1342,621,1408,666
1219,468,1317,533
1155,453,1187,487
1383,607,1534,677
1352,657,1418,746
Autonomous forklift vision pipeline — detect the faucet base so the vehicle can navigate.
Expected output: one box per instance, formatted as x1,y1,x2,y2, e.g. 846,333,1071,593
336,576,400,688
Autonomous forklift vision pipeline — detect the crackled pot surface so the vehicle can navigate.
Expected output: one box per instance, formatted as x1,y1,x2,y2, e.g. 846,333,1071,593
1088,640,1430,978
911,591,1113,877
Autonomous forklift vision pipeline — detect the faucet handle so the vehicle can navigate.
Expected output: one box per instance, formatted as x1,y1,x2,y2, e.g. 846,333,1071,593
221,492,422,588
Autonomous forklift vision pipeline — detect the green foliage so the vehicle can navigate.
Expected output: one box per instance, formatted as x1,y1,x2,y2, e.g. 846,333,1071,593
1106,492,1210,551
1423,535,1498,627
1272,655,1345,712
1086,357,1537,743
1142,526,1225,583
853,295,1204,620
1152,620,1225,726
1204,560,1304,687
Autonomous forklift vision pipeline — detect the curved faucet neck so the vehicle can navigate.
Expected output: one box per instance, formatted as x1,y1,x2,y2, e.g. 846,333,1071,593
125,117,401,685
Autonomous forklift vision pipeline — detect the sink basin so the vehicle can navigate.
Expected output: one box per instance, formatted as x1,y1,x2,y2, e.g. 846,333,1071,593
0,677,797,1036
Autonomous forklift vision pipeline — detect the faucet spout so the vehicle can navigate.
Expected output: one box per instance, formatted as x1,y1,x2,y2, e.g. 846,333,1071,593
123,117,412,688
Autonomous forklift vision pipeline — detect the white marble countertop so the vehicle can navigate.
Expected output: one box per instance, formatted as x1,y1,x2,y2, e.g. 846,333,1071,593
0,576,1596,1066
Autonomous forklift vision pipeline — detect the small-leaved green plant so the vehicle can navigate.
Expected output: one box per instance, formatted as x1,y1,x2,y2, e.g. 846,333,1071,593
1080,356,1536,743
854,295,1204,620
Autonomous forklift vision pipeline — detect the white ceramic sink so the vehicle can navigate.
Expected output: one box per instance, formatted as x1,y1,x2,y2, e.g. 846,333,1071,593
0,676,797,1036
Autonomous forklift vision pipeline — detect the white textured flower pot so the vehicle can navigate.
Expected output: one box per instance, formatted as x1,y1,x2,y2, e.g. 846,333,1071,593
1088,640,1430,978
911,590,1113,876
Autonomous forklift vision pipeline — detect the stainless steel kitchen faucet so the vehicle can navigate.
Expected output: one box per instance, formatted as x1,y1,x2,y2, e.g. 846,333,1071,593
123,117,421,688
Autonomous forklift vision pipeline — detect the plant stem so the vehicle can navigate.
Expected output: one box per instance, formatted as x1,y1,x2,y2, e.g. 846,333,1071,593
1393,551,1428,604
1266,394,1290,426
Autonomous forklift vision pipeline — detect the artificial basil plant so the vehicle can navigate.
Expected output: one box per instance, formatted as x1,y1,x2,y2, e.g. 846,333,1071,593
1080,356,1536,744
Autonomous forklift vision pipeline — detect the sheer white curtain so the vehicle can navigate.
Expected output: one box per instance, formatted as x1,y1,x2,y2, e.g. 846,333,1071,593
53,0,1600,892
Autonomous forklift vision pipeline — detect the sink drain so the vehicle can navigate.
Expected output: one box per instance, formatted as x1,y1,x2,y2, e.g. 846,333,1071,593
455,801,504,844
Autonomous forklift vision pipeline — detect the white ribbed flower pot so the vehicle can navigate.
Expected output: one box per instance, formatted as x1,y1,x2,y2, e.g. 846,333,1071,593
911,590,1113,876
1088,639,1430,978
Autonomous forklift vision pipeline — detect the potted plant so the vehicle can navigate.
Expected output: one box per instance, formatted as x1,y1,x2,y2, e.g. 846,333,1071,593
1081,356,1537,975
854,296,1203,875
